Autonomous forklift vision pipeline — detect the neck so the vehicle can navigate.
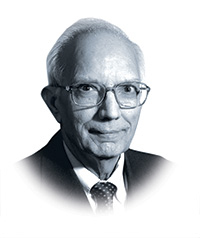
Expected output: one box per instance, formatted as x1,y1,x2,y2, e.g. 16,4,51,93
63,134,120,180
87,156,120,180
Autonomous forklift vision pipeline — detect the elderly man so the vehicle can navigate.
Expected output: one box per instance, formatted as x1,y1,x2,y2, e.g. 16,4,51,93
21,18,169,213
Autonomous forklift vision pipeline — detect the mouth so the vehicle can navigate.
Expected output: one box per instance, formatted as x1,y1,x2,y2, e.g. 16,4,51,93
89,128,123,134
88,128,127,140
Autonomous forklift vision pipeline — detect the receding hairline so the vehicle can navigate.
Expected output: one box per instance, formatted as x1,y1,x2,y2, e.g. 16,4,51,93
46,18,145,85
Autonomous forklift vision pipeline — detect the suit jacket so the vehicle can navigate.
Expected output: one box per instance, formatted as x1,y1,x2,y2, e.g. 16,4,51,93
19,130,170,211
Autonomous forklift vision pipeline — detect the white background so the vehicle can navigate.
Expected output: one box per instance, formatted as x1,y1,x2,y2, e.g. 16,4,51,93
0,0,200,237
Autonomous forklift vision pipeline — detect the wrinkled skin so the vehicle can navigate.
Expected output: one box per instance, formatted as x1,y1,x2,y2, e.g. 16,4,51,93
44,31,142,179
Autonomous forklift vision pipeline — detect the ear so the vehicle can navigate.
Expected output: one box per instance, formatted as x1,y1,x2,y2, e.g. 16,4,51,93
41,86,61,123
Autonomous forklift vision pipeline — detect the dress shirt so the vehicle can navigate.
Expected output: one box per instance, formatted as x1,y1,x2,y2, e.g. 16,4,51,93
63,142,127,213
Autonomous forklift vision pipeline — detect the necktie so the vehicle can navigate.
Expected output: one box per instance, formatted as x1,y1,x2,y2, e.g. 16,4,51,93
90,182,117,213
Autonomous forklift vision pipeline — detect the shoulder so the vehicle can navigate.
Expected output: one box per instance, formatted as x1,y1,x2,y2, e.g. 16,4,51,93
125,148,170,166
124,149,172,182
18,143,51,172
17,130,69,177
19,130,63,164
16,130,78,195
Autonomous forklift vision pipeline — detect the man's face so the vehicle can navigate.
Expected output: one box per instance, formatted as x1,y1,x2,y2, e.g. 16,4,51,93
56,32,141,159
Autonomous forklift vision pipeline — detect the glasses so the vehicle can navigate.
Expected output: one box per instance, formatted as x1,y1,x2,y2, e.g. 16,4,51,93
57,81,150,109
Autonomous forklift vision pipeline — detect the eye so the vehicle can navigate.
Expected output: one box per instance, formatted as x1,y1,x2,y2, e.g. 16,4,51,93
122,85,136,93
78,84,94,91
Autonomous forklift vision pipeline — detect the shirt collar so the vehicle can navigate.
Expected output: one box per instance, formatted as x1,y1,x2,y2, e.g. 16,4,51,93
63,142,126,203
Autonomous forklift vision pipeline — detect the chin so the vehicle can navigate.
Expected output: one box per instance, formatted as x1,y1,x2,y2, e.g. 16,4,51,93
89,142,126,159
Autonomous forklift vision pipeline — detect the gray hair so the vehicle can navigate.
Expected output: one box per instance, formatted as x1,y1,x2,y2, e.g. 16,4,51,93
46,18,145,85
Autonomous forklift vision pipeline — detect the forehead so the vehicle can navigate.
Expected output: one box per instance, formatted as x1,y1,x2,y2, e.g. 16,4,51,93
62,31,140,85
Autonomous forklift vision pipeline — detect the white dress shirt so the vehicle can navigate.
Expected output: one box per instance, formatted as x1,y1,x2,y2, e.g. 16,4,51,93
63,142,127,213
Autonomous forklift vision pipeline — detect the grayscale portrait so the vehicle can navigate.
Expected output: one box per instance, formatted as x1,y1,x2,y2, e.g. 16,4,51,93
17,18,171,214
1,1,200,236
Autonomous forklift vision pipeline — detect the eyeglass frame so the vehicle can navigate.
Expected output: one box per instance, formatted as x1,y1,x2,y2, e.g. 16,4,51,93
55,81,151,109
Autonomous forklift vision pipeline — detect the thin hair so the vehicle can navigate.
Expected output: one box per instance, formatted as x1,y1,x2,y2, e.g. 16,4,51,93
46,18,145,86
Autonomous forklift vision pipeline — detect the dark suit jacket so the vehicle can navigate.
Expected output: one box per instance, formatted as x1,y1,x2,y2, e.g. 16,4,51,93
19,130,170,211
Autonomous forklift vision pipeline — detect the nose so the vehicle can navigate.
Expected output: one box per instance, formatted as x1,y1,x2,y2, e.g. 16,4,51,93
98,91,121,120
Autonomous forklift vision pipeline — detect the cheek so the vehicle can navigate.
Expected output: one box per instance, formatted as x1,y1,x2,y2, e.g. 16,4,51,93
122,108,141,134
73,116,89,139
70,110,98,150
72,109,95,130
60,104,97,140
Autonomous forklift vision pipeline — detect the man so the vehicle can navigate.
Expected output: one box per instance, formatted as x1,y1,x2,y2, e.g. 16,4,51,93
20,18,169,213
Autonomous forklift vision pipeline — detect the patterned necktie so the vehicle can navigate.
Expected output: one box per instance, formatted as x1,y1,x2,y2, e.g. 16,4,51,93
90,182,117,213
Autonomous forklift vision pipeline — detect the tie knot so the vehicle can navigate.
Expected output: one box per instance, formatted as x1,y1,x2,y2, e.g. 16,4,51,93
90,182,117,212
